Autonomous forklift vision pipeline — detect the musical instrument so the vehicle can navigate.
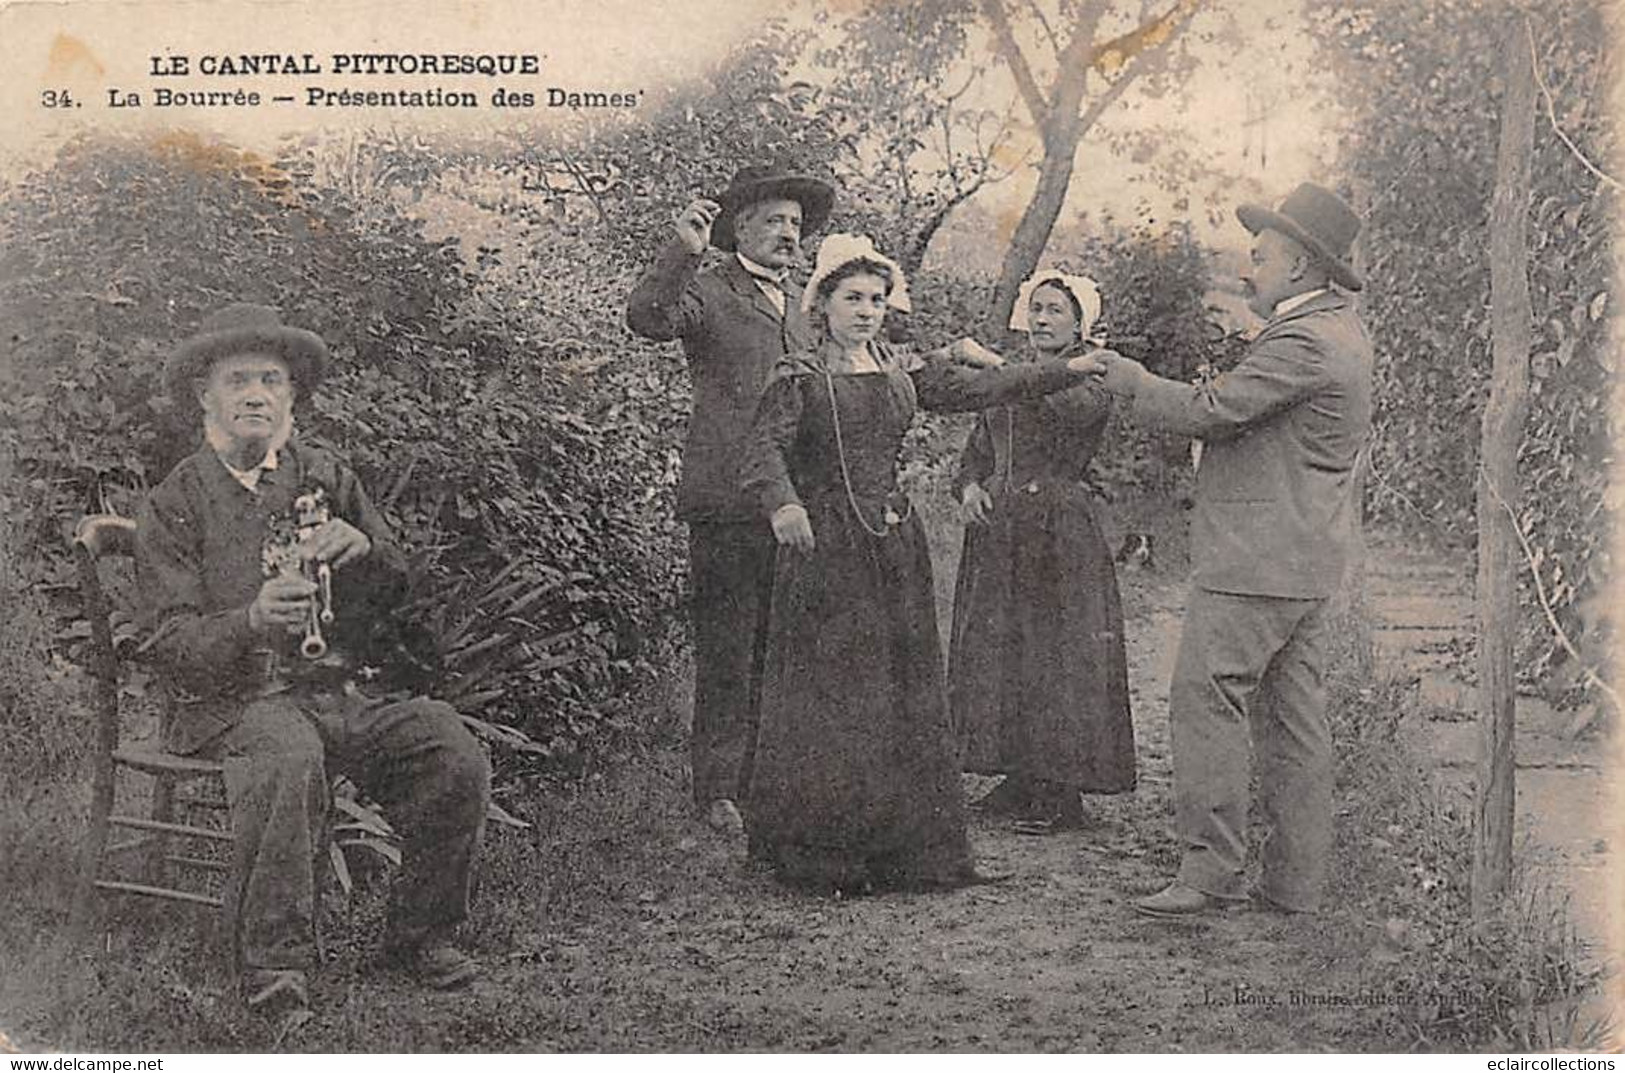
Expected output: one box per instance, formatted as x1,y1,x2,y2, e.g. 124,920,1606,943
261,489,336,660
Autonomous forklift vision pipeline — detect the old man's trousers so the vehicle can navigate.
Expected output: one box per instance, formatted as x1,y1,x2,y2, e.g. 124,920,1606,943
1170,588,1332,911
192,691,490,972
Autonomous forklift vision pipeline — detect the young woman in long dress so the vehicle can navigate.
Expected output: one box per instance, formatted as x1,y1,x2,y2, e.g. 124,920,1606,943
740,237,1103,892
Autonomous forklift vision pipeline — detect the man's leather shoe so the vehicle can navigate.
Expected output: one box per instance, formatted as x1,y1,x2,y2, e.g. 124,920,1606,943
390,940,479,990
705,797,744,834
243,967,309,1013
1133,882,1244,918
1251,890,1313,915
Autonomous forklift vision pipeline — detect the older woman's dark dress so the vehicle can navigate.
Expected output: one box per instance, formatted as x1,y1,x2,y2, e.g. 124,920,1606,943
949,345,1135,797
741,341,1089,891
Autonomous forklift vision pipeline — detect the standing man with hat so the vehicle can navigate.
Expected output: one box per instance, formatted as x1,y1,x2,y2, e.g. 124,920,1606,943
1088,183,1373,917
626,164,834,833
137,303,491,1011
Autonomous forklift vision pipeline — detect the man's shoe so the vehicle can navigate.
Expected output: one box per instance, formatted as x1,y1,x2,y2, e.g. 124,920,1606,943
392,941,479,990
243,968,310,1014
1251,890,1313,916
705,797,744,834
1133,882,1244,919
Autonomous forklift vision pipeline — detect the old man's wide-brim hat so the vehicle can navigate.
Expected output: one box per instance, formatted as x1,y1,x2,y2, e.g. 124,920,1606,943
165,302,331,400
1237,182,1364,292
711,164,835,252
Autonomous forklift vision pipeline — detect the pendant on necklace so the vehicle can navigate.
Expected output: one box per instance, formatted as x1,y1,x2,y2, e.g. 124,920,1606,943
884,508,901,527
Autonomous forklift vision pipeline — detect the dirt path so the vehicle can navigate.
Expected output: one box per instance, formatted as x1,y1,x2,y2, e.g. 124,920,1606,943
258,572,1390,1053
30,530,1609,1053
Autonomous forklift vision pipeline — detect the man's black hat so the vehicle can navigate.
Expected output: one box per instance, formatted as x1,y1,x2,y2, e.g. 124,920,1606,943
711,164,835,252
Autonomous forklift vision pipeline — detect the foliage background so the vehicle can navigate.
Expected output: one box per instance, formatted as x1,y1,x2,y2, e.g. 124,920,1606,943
0,1,1614,781
1310,0,1617,700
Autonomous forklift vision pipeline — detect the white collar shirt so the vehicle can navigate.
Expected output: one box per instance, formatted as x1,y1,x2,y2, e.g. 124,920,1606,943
220,448,280,492
737,253,788,317
1273,287,1330,320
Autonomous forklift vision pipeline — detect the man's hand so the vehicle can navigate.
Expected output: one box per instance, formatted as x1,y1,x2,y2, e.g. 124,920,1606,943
249,574,318,633
961,481,994,526
1092,352,1149,395
675,198,722,255
949,337,1005,368
302,518,371,570
1065,352,1107,376
770,503,815,553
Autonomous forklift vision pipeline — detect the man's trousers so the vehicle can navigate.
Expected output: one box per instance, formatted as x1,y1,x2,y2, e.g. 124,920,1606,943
686,519,776,805
192,691,490,972
1170,588,1332,911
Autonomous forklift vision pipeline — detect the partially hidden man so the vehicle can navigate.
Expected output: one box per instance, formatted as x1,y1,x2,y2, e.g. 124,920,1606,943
625,164,834,833
1091,183,1374,917
136,303,491,1012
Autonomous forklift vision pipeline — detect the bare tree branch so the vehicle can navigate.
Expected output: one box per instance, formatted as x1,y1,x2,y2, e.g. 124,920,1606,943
557,152,609,226
1526,18,1620,191
1088,0,1199,68
1077,0,1200,134
983,0,1051,125
1024,0,1061,56
1484,474,1621,711
942,71,979,105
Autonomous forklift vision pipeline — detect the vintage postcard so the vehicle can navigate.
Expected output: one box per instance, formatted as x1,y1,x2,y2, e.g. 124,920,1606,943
0,0,1618,1055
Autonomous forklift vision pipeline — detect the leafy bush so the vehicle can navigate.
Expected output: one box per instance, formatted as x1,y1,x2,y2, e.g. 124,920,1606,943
0,474,86,792
0,132,687,772
1323,604,1602,1048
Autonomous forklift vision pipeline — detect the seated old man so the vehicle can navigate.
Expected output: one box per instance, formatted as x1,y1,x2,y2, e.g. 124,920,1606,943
135,302,491,1012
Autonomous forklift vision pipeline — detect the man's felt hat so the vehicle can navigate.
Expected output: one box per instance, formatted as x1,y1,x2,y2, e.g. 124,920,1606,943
1236,182,1364,291
711,164,835,252
165,303,331,400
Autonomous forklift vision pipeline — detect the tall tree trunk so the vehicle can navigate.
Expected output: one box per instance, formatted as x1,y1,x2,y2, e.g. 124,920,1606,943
983,115,1081,339
1471,17,1536,916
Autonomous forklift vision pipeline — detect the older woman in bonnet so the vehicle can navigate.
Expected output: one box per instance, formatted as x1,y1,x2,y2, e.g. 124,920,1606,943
739,237,1106,893
950,270,1135,834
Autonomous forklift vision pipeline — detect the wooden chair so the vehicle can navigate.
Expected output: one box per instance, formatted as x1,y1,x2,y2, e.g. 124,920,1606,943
69,514,232,944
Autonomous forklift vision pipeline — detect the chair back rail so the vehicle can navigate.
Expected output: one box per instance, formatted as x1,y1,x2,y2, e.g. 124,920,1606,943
70,516,134,944
69,513,232,939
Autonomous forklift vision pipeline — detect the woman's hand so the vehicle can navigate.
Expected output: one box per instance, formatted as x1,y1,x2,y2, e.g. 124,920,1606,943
949,337,1005,368
961,482,994,526
770,503,815,553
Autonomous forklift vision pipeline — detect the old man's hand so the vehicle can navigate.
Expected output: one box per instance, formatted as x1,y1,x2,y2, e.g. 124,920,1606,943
249,574,318,633
302,518,372,570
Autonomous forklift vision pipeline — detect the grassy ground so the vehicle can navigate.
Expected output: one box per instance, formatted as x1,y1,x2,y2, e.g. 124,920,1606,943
0,503,1608,1052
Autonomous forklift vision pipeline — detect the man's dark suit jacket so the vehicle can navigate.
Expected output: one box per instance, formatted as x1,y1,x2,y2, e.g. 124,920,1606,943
626,240,816,523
